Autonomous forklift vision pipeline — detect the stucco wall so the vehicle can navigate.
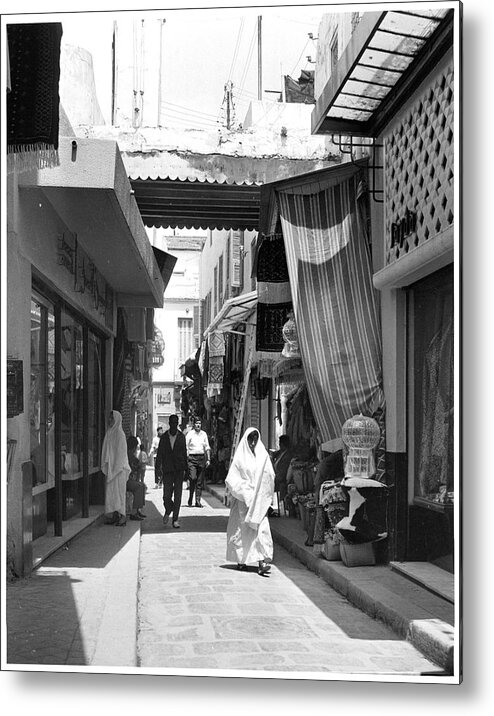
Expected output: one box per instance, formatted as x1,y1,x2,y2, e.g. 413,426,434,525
60,45,105,127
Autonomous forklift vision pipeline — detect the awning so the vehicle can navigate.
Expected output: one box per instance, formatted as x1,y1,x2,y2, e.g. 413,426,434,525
311,8,453,137
152,246,177,291
204,290,257,336
131,177,261,232
19,137,165,308
123,148,339,232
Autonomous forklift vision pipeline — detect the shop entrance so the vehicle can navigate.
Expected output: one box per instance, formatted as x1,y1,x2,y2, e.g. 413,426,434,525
407,264,454,573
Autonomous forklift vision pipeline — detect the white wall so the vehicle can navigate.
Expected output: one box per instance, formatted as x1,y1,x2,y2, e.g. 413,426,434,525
148,228,204,428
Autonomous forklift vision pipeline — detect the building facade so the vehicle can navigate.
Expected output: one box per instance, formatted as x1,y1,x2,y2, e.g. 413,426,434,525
5,23,165,577
311,7,458,571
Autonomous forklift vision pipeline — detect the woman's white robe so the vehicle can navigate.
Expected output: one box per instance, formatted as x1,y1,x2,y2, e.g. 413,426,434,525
101,410,130,516
225,428,275,564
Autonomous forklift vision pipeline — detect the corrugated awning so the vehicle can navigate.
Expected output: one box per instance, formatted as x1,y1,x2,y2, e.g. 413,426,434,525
311,8,453,137
204,290,257,336
131,177,261,231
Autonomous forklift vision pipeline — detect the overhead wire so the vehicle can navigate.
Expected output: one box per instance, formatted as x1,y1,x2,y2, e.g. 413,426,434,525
161,100,218,121
228,17,245,82
159,108,219,130
287,37,312,78
236,19,258,103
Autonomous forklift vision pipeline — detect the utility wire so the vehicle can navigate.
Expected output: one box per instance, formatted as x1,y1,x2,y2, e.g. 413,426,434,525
159,116,219,131
161,100,218,121
163,112,217,129
288,37,311,78
228,17,245,82
160,104,219,125
237,19,257,102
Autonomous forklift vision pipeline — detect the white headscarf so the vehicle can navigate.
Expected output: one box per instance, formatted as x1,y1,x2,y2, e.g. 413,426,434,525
101,410,131,482
226,427,274,527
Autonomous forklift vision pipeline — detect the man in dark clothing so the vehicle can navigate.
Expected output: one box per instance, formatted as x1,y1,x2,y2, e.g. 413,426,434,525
155,414,187,528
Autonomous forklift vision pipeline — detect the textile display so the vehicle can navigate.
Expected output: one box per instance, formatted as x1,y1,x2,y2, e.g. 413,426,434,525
207,355,223,398
7,23,63,172
256,233,292,352
277,169,385,446
198,340,207,377
208,331,226,357
336,477,388,544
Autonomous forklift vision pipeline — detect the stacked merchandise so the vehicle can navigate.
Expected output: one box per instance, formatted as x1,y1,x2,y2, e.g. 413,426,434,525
334,477,389,566
319,481,348,560
283,450,318,544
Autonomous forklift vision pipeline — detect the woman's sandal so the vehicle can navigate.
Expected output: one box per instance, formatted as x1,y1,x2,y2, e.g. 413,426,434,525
115,516,127,526
237,563,247,571
258,561,271,576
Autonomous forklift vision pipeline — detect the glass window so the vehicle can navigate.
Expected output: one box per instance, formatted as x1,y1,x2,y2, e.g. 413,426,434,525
178,317,193,366
60,310,84,476
30,295,55,486
88,331,105,471
411,266,454,505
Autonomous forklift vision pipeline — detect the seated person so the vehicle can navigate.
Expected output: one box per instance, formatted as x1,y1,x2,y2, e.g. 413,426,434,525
272,434,294,502
126,436,147,520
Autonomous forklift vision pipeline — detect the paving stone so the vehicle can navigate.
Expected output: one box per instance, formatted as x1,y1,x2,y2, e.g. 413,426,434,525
193,640,260,655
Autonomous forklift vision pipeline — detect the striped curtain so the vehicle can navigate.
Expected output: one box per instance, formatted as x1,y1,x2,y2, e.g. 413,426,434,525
277,171,385,458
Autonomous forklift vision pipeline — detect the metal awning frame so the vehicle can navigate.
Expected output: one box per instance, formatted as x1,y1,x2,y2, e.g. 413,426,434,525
204,290,258,337
311,8,455,138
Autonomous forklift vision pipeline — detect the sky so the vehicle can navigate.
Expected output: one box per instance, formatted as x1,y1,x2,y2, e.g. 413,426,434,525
58,3,331,127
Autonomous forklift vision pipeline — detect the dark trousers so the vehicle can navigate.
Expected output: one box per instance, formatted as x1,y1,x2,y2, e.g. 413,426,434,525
188,455,205,505
163,470,184,521
154,460,162,486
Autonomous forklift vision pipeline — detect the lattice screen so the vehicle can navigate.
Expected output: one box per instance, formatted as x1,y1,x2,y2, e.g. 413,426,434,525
384,63,454,265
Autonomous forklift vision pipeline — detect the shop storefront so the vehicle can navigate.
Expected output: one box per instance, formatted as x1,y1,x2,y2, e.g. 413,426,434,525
29,283,108,540
7,137,165,576
310,7,458,573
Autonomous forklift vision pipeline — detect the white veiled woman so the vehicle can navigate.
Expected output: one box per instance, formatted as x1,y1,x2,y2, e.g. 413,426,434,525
101,410,130,526
225,427,275,576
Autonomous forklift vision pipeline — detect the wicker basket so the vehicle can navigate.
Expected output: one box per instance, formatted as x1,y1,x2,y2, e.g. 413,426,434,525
323,539,341,561
340,541,375,567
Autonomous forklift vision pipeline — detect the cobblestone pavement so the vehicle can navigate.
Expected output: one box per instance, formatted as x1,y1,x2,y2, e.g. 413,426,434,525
138,476,442,677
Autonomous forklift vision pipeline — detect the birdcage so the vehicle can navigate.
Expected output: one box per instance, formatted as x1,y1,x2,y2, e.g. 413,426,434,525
341,414,380,478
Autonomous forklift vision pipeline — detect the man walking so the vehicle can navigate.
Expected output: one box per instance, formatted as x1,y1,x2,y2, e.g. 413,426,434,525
155,415,187,528
185,417,211,508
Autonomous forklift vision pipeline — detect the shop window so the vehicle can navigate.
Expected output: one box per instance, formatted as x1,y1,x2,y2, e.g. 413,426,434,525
410,265,454,506
60,310,84,477
30,295,55,487
88,331,105,472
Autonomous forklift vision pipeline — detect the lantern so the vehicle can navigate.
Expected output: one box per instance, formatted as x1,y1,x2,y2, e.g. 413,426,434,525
341,414,380,479
281,311,300,358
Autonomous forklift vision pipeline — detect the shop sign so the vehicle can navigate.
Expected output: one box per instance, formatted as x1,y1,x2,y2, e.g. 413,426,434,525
57,232,113,324
390,210,417,249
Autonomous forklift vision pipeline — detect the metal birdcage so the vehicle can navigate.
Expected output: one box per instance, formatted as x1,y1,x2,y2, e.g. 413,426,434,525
341,414,380,478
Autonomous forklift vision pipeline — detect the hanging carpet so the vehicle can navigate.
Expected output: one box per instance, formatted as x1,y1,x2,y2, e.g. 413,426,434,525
7,22,63,172
255,233,292,352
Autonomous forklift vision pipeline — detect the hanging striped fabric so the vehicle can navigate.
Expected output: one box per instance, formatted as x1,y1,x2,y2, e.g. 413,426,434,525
277,171,385,451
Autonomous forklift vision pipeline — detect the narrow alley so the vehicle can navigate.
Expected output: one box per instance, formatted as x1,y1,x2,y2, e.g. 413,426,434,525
7,467,443,678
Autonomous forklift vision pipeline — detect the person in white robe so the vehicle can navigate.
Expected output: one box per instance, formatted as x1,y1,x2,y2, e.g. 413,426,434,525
101,410,130,526
225,427,275,576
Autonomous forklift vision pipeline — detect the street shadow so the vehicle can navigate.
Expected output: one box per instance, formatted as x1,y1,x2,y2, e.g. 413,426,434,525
7,571,88,665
